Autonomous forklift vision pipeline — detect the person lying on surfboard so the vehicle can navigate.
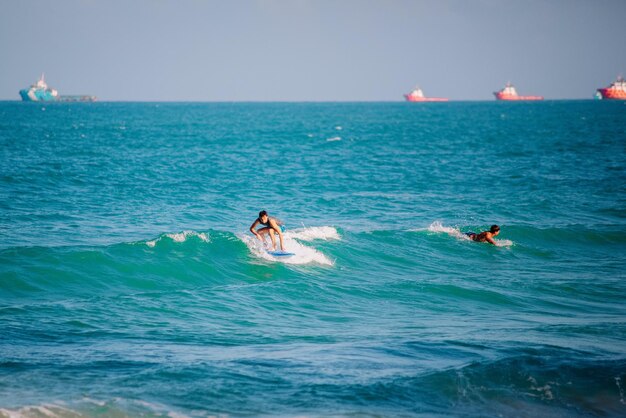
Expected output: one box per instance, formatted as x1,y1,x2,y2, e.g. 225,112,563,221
465,225,500,245
250,210,286,251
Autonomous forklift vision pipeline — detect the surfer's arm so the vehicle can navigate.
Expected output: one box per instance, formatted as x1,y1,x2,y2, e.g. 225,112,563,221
249,220,262,239
485,233,497,245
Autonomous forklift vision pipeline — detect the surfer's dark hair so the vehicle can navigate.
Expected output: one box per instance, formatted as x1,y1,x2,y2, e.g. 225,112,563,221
259,210,268,218
490,225,500,233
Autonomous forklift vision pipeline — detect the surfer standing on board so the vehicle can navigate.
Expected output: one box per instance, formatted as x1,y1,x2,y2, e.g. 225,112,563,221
465,225,500,245
250,210,286,251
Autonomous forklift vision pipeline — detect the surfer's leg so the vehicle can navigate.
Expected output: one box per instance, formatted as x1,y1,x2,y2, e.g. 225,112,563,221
268,229,277,250
277,230,285,251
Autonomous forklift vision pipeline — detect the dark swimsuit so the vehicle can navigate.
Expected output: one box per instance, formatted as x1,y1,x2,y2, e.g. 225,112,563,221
258,217,285,232
466,231,489,242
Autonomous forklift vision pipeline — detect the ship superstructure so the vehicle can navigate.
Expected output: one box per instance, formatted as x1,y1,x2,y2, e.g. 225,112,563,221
596,76,626,100
494,83,543,101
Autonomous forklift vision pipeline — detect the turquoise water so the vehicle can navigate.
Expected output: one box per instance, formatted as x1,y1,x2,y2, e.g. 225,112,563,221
1,101,625,417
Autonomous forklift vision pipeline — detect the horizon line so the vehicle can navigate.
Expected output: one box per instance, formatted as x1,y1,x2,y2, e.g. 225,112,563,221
0,98,601,103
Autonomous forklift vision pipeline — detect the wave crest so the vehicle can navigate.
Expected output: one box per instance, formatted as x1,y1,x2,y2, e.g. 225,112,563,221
285,226,341,241
145,230,210,247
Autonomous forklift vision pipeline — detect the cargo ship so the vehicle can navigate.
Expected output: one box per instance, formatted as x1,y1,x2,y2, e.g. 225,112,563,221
404,86,448,102
19,74,96,102
493,83,543,101
596,76,626,100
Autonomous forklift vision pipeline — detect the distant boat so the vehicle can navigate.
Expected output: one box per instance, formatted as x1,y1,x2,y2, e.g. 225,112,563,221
19,74,96,102
596,76,626,100
404,86,448,102
493,83,543,101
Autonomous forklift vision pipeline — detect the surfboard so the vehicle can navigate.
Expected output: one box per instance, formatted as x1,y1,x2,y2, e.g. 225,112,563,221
267,250,295,257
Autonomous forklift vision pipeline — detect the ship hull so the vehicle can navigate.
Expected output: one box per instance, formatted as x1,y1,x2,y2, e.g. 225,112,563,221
597,88,626,100
494,93,543,101
19,88,58,102
404,95,449,102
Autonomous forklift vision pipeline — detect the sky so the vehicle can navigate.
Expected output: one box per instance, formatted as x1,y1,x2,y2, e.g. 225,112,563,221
1,0,625,101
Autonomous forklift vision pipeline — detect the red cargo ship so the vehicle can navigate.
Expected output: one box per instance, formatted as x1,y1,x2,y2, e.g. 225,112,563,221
404,87,448,102
494,83,543,101
596,76,626,100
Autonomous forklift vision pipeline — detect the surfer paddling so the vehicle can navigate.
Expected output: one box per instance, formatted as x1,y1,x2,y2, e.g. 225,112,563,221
250,210,286,251
465,225,500,245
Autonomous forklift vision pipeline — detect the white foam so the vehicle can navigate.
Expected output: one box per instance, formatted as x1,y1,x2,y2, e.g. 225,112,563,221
0,400,191,418
616,377,625,405
528,376,554,400
426,221,465,237
285,226,341,241
145,231,210,247
421,221,513,247
326,136,341,142
0,404,75,418
240,231,334,266
34,406,59,417
416,221,470,241
167,411,189,418
82,397,106,407
131,400,189,418
170,230,209,243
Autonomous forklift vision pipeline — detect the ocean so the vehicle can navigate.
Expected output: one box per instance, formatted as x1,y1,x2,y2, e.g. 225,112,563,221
0,101,625,417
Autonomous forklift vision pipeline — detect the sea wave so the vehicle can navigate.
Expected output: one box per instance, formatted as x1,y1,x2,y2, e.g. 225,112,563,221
0,227,338,297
